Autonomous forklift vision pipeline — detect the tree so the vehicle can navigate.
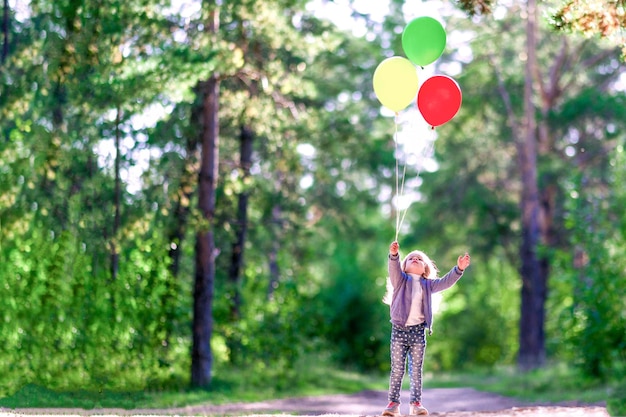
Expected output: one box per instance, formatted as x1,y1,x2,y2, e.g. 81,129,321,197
551,0,626,58
457,0,626,57
191,0,221,386
517,0,546,370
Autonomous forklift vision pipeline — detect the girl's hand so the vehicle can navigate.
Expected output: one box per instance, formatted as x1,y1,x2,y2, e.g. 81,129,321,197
390,241,399,256
457,252,471,271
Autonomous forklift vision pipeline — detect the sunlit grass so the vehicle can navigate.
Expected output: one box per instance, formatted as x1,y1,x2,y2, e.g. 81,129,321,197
0,357,387,409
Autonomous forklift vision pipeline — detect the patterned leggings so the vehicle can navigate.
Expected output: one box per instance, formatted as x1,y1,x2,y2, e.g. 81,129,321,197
387,323,427,404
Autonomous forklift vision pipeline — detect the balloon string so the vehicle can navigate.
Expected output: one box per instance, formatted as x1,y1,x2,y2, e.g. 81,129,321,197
394,114,407,241
394,115,399,241
394,122,436,242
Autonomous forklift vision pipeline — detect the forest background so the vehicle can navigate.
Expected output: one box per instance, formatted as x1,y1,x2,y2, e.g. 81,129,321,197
1,0,625,413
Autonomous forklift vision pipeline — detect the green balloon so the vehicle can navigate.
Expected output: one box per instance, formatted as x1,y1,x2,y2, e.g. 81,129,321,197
402,17,446,67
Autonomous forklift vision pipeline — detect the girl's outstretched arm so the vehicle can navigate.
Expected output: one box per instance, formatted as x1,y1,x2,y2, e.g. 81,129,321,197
431,253,470,293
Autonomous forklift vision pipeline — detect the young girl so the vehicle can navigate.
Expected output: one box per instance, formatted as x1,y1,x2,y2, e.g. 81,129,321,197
382,241,470,416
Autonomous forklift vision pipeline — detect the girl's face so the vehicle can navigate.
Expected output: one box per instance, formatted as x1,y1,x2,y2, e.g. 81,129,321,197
404,252,426,276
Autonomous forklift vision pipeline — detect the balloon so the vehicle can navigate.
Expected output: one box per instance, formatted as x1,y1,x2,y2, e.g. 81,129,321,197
417,75,462,127
402,17,446,67
372,56,419,113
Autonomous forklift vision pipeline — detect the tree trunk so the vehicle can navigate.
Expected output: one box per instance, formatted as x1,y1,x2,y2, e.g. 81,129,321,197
192,74,219,388
191,0,220,389
517,0,546,370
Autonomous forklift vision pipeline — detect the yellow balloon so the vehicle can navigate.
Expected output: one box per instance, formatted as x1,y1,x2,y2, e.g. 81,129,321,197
373,56,419,112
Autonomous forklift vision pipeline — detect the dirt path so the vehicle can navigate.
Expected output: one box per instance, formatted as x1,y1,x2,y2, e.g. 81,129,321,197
2,388,609,416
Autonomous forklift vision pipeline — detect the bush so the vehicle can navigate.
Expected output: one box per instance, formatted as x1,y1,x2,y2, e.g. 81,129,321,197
607,386,626,417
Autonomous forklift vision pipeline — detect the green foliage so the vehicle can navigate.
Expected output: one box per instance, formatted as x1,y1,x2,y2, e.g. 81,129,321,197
607,385,626,417
550,145,626,382
0,218,190,396
0,384,149,409
427,252,519,371
315,240,391,371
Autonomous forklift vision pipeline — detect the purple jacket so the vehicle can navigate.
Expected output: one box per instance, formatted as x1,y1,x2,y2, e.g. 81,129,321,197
388,253,464,334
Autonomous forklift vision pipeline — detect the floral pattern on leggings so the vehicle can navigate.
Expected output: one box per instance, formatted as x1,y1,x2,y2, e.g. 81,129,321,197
387,323,427,404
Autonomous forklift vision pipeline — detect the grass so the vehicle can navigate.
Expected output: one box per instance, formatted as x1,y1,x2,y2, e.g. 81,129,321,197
0,362,619,412
0,360,387,410
427,364,625,416
424,363,612,404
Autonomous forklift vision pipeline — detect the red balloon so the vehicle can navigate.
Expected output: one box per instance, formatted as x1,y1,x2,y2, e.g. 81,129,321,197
417,75,462,127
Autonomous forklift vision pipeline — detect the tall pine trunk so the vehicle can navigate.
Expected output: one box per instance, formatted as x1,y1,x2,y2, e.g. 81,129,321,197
518,0,546,370
191,1,220,388
192,74,219,388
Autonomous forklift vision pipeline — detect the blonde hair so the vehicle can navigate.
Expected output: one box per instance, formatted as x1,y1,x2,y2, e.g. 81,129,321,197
383,249,438,305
